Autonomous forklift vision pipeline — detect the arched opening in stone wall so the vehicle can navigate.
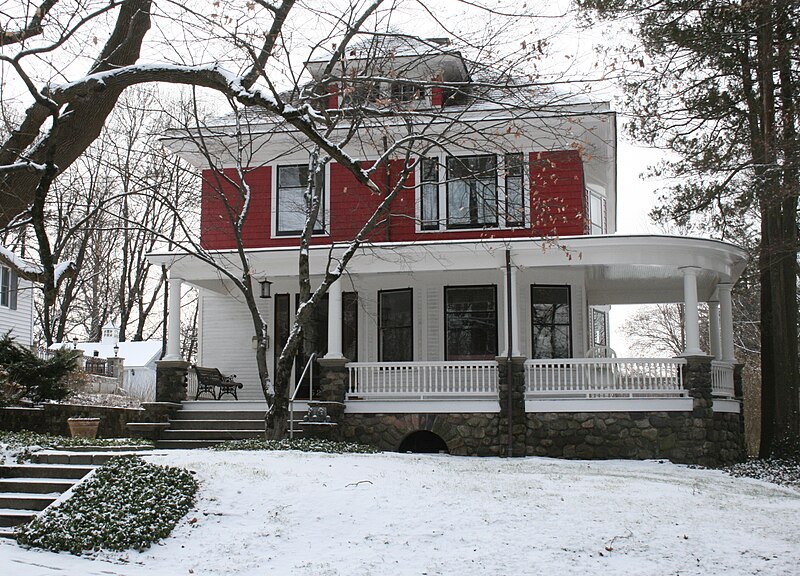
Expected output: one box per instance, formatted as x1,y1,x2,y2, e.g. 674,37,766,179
397,430,450,454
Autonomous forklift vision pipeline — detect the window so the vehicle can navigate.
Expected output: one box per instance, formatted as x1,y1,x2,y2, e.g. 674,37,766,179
276,165,325,236
588,190,607,235
447,155,497,228
505,153,525,226
379,289,413,361
445,285,497,360
420,158,439,230
0,266,17,310
531,285,571,359
591,307,608,348
391,82,425,103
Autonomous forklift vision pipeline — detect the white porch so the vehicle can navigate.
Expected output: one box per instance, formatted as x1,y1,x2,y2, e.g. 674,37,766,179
150,234,747,411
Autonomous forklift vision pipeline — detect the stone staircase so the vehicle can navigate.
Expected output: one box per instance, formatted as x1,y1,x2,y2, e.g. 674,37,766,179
155,401,288,449
0,448,155,539
0,463,94,539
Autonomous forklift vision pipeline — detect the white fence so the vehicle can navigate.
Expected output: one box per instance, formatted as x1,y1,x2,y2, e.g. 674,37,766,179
347,361,498,399
525,358,687,398
711,361,735,398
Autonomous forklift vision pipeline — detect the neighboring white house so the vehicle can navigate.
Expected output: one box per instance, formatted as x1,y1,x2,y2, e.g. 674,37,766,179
0,262,35,348
51,321,162,400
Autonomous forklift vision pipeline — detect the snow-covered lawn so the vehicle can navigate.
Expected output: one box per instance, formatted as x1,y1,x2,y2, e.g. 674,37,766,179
2,451,799,575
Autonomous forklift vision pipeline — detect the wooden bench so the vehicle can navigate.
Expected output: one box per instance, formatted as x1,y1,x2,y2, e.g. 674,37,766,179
193,366,244,400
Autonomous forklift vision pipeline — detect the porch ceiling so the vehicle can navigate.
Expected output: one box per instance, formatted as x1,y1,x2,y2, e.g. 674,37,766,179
147,234,748,303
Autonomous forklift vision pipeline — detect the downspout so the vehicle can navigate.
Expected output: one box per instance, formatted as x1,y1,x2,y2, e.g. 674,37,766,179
506,248,513,457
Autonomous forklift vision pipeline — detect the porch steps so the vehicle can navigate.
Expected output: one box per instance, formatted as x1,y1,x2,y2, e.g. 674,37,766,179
157,407,273,449
0,463,95,539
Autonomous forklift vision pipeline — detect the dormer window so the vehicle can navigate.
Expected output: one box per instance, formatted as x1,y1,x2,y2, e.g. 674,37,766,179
390,82,425,103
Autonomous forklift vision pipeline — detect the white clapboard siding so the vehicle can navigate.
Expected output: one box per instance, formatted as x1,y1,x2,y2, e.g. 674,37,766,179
0,279,34,346
198,290,267,402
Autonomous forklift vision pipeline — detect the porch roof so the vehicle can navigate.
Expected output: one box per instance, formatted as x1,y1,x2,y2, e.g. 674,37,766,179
147,234,748,305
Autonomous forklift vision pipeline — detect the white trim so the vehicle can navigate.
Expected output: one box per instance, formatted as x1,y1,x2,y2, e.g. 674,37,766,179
525,397,693,413
712,399,741,414
345,399,501,413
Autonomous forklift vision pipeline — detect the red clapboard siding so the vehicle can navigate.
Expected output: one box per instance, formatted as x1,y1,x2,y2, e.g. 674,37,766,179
200,167,271,249
529,150,587,237
199,151,586,250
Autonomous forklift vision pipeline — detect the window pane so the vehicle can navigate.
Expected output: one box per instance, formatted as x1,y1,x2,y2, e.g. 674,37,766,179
0,267,8,308
531,285,571,359
445,286,497,360
379,290,413,361
505,153,524,226
421,158,439,230
446,155,497,228
277,165,324,235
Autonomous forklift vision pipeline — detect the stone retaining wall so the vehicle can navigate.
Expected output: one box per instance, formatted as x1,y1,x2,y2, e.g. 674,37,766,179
0,404,146,438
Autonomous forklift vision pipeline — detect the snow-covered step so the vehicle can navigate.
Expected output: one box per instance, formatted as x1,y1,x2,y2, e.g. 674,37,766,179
0,478,76,494
159,429,264,441
0,494,57,511
168,419,265,431
0,509,35,527
0,464,94,479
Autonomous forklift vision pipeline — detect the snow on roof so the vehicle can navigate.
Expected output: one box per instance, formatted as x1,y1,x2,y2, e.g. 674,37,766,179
50,340,162,368
0,245,42,276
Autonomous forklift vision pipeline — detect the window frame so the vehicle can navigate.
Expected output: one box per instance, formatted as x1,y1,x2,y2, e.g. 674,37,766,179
587,189,607,235
444,284,498,361
415,152,527,233
378,288,414,362
0,266,16,310
274,163,328,237
445,154,498,229
530,284,572,359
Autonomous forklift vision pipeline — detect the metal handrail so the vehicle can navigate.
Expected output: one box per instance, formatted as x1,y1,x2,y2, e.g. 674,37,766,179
289,352,317,439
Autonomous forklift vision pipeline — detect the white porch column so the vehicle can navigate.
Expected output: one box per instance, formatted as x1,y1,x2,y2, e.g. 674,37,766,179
680,267,704,356
708,300,722,360
324,278,344,359
509,263,522,357
164,276,183,360
718,283,736,362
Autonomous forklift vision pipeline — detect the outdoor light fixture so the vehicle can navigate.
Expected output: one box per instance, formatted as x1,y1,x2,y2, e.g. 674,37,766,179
114,344,119,357
72,336,78,350
259,278,272,299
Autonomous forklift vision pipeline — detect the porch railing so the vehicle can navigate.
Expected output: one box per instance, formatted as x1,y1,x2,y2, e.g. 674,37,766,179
711,361,735,398
525,358,688,398
347,361,498,399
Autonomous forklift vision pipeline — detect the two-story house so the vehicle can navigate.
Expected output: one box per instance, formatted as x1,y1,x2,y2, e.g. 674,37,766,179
150,37,747,463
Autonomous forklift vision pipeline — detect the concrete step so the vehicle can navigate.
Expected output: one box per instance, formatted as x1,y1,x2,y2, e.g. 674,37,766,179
0,478,76,494
0,509,35,527
155,439,227,449
0,494,55,511
0,528,19,539
29,451,153,466
0,464,94,479
171,410,267,421
159,429,264,441
168,419,265,431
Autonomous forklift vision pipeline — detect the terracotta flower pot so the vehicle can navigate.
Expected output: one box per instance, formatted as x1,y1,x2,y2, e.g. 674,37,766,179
67,417,101,439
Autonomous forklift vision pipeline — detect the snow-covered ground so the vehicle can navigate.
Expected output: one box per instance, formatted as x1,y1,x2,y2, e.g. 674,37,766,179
2,451,799,575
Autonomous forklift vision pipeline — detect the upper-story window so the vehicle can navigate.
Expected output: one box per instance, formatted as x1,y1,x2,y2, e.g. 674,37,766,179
588,189,607,235
418,153,526,231
447,155,498,228
0,266,18,310
275,165,326,236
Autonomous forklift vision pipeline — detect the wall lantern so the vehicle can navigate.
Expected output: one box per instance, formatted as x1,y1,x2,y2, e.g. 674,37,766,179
114,344,119,357
259,278,273,299
72,336,78,350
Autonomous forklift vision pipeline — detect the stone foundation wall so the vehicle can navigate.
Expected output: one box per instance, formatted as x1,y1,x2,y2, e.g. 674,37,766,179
342,409,743,464
341,413,503,456
526,410,743,465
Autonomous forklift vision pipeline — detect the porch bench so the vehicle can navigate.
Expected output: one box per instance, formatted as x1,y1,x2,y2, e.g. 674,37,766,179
193,366,244,400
